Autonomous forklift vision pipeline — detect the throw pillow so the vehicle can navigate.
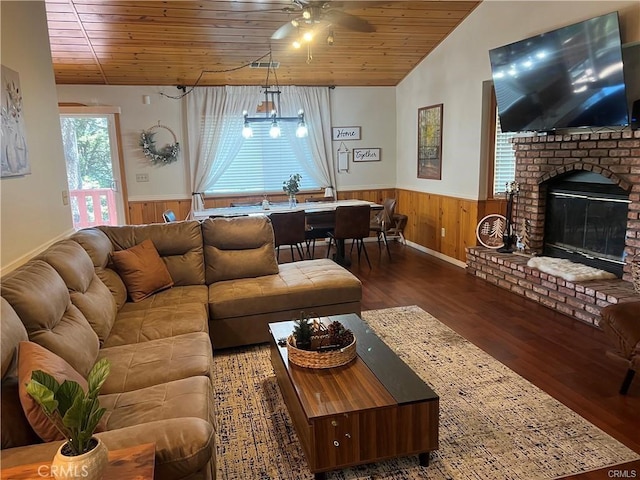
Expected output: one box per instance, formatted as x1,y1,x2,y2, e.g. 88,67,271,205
17,341,89,442
111,238,174,302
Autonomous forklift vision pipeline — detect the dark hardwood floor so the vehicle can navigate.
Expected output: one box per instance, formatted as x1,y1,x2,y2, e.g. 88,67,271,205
283,240,640,478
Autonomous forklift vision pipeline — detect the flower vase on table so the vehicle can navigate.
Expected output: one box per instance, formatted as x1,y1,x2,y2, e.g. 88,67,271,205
283,174,301,209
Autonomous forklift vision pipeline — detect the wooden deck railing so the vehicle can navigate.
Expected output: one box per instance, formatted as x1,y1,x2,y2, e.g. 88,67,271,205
70,189,118,228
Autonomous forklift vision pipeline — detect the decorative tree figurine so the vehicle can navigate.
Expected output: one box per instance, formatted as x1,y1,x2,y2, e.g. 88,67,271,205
292,315,313,350
516,218,530,253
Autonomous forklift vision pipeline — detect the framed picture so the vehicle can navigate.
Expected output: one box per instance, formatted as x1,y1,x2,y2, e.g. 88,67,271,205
332,126,361,141
1,65,30,177
353,148,381,162
417,104,443,179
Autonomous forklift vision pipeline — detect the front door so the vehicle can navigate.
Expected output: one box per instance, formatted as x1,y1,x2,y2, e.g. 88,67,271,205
59,106,127,229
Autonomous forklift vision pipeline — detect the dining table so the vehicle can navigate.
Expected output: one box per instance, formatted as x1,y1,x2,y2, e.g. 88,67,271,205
192,199,382,266
191,199,380,220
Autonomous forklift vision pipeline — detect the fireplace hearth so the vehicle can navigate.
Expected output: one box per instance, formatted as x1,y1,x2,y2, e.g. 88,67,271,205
466,130,640,327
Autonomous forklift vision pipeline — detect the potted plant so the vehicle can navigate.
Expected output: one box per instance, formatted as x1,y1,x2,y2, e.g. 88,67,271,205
283,173,302,207
25,358,111,480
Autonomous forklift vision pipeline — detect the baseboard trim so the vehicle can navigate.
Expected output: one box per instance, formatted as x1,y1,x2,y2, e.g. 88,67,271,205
0,228,76,276
405,240,467,269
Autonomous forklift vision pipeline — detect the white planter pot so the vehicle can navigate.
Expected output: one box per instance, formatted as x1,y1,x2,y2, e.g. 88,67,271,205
51,437,108,480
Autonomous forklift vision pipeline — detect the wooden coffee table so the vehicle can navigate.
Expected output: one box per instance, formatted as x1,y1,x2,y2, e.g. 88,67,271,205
269,314,439,479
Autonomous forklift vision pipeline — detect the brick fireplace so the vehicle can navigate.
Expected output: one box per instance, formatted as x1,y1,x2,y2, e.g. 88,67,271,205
467,130,640,326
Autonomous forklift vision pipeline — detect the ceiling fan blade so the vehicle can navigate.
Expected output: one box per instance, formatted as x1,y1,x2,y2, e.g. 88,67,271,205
323,10,375,33
271,22,297,40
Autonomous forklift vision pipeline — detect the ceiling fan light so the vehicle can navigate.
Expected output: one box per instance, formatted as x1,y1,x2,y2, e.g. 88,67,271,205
291,19,299,27
302,9,311,20
302,31,313,42
327,31,334,46
292,39,301,49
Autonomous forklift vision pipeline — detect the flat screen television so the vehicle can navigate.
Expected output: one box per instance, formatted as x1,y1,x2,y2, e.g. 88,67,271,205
489,12,629,132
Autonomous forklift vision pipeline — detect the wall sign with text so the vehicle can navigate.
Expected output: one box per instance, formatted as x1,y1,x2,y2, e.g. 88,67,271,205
353,148,381,162
332,126,361,141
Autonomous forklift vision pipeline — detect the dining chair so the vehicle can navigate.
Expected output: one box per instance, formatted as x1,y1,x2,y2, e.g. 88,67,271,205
304,211,335,259
162,209,177,223
269,211,306,262
327,205,371,268
369,198,397,258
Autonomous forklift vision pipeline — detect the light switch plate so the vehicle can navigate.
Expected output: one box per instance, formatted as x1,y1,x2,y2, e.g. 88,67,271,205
136,173,149,182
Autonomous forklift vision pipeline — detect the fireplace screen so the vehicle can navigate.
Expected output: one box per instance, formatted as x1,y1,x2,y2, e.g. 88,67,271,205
544,176,629,277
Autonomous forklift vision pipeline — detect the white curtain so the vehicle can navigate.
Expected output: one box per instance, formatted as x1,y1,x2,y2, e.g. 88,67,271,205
280,86,336,191
186,86,261,215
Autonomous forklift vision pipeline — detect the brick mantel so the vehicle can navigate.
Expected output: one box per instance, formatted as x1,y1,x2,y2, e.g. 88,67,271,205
466,130,640,327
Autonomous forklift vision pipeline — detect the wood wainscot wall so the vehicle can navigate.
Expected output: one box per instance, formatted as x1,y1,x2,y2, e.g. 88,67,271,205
395,189,506,263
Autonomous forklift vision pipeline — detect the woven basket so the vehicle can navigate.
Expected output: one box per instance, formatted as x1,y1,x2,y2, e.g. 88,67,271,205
631,254,640,294
286,335,357,369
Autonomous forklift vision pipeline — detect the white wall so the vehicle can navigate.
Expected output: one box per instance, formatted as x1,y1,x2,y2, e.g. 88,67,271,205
0,1,72,272
396,0,640,201
330,87,397,190
56,85,397,198
56,86,187,201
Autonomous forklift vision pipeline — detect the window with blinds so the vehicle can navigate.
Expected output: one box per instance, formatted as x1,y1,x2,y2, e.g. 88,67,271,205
208,122,321,194
493,109,517,196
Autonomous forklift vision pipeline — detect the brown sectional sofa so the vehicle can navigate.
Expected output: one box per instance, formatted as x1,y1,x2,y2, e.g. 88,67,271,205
1,216,362,479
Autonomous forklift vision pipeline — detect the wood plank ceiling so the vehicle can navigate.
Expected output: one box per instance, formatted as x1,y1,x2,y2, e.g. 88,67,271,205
44,1,480,87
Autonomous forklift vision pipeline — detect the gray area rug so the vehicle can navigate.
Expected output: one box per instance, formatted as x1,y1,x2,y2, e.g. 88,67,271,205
213,305,638,479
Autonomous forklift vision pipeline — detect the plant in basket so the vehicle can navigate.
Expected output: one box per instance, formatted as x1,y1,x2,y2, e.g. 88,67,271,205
287,313,357,369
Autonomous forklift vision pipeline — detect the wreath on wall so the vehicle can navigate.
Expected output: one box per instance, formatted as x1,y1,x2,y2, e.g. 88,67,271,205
139,124,180,165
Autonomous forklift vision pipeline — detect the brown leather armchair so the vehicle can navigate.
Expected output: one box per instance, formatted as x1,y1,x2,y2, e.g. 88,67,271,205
599,301,640,394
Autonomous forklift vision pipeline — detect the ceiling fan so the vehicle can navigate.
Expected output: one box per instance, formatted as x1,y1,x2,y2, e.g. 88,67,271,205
271,1,376,41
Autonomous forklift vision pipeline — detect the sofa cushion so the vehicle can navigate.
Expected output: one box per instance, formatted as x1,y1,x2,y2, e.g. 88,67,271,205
1,260,100,377
98,221,206,286
117,285,209,312
111,239,174,303
17,341,88,442
104,301,208,348
98,332,213,393
202,216,278,283
1,298,38,450
208,258,362,319
99,376,213,430
38,240,117,344
1,297,27,379
71,228,128,310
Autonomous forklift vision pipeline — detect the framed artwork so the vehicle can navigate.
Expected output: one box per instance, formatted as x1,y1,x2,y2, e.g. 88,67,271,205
353,148,381,162
332,126,361,141
417,103,443,179
1,65,30,177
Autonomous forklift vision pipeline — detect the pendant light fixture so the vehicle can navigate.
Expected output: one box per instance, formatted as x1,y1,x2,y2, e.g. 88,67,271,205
241,54,307,139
